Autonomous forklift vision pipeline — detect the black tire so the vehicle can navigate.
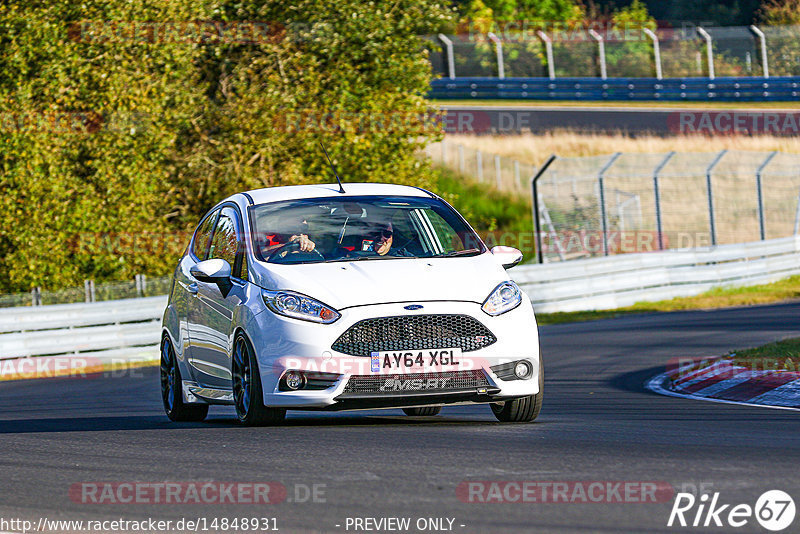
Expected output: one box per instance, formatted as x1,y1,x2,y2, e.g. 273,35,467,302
232,333,286,426
490,356,543,423
160,336,209,422
402,406,442,416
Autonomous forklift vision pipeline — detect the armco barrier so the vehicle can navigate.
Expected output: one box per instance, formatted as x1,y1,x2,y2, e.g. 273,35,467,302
429,76,800,102
0,296,166,376
1,236,799,370
514,235,800,312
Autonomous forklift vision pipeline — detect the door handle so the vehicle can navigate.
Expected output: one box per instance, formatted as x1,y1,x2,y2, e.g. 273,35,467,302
187,282,198,296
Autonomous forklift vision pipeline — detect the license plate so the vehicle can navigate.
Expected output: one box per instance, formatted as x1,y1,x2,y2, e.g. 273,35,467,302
370,348,462,373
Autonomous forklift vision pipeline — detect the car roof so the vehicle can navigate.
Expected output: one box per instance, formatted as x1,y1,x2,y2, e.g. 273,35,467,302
239,183,434,205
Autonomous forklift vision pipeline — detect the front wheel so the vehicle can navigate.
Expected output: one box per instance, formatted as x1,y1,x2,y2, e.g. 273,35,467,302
402,406,442,416
160,336,209,422
490,356,543,423
232,333,286,426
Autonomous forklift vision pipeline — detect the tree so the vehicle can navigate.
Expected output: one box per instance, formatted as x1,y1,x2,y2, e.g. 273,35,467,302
0,0,452,292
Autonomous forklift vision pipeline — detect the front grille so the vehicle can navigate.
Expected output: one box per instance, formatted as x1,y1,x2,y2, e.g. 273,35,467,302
331,314,496,357
342,370,491,394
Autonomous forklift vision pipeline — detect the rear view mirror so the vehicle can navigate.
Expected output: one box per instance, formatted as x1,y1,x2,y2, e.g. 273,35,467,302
490,246,523,269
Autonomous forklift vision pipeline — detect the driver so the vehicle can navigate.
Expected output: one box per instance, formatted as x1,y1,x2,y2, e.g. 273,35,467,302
262,215,316,256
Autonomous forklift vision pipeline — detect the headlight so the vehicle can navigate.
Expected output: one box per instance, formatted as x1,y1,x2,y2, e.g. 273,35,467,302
482,281,522,316
262,289,340,324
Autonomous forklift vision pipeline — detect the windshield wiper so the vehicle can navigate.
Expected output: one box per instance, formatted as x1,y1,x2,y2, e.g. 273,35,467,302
434,248,482,258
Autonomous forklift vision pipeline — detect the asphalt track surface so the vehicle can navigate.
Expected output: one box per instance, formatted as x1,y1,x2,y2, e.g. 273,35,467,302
2,302,800,533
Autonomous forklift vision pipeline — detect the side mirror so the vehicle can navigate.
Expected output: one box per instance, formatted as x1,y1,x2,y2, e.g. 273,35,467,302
190,259,233,295
490,246,523,269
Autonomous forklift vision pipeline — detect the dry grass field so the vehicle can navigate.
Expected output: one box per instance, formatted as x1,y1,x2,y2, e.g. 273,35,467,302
444,131,800,167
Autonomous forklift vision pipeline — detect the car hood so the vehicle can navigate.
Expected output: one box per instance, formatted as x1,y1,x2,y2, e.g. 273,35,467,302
252,254,508,310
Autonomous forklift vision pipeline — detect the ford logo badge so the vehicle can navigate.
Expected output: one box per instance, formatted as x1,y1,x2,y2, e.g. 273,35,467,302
404,304,424,310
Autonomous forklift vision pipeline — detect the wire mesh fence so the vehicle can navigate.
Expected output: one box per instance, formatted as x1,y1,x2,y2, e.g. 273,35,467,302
535,150,800,262
425,143,800,263
424,140,539,194
0,275,172,308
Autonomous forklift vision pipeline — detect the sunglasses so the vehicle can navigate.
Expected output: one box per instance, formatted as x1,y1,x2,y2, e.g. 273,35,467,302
376,228,393,239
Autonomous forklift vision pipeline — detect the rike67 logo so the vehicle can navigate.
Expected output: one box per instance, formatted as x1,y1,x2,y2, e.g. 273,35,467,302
668,490,795,531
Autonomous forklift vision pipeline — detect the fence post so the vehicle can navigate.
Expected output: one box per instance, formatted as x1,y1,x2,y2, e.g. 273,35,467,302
458,144,465,173
706,150,727,246
642,28,662,80
697,27,715,80
437,34,456,79
476,150,483,182
598,153,622,256
537,31,555,80
514,160,521,190
652,151,675,250
135,274,147,297
440,139,447,164
756,151,778,240
31,287,41,306
794,188,800,235
749,25,769,78
487,32,505,79
532,155,558,264
494,155,502,188
588,29,607,80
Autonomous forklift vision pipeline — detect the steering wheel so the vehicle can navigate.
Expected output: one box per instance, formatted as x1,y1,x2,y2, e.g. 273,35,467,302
267,241,326,264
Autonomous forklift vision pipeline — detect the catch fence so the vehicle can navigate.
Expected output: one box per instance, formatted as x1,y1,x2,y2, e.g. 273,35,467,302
425,143,800,263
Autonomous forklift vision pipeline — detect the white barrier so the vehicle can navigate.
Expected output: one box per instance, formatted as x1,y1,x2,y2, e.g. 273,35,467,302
0,296,166,364
1,235,799,366
513,235,800,313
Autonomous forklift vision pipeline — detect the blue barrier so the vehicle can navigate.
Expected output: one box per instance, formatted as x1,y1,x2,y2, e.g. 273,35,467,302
429,76,800,101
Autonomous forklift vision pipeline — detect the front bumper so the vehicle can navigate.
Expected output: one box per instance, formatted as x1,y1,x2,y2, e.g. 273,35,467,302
247,299,541,410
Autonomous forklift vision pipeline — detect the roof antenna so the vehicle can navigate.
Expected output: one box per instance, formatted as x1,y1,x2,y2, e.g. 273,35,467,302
319,141,346,194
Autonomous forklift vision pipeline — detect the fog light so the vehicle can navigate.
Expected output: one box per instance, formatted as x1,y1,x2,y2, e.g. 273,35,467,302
514,361,532,379
283,371,305,390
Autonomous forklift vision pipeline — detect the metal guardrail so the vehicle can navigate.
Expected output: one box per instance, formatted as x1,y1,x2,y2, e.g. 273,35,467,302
0,296,166,363
514,235,800,312
1,237,798,361
430,76,800,101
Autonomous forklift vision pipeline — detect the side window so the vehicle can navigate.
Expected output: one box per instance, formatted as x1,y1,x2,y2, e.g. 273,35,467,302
209,208,239,268
192,210,219,260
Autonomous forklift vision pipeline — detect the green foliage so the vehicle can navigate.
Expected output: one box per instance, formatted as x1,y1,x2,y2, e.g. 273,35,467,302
0,0,452,292
433,166,535,261
760,0,800,23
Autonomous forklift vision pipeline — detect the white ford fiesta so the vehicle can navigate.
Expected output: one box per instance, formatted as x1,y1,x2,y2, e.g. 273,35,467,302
161,182,542,425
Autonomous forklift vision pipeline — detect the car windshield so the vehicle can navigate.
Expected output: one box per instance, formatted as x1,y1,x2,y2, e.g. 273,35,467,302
250,195,484,264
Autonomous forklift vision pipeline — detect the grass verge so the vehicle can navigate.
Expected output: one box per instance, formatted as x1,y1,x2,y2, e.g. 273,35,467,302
729,338,800,372
537,275,800,325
